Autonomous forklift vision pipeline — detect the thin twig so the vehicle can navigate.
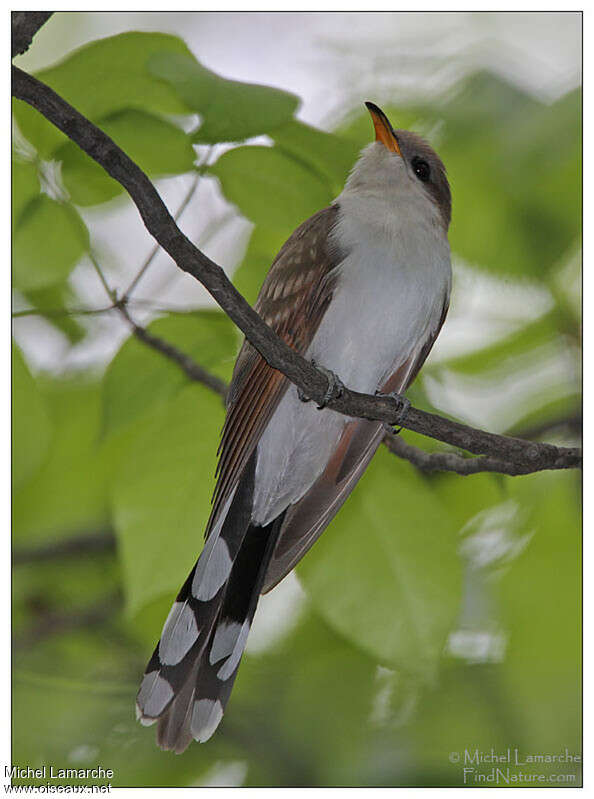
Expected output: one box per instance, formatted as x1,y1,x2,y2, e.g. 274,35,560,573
11,60,582,475
11,301,215,319
124,169,203,299
90,245,229,399
88,251,116,301
117,302,228,400
115,298,216,313
12,305,116,318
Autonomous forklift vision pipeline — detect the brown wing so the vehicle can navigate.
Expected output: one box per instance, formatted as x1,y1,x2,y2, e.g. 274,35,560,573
262,294,450,592
206,205,344,536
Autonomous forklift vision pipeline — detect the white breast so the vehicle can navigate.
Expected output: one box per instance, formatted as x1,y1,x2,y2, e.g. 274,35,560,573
252,193,451,526
312,193,450,389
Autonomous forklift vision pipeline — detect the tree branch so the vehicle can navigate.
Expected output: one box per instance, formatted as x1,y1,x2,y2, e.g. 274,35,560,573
11,11,53,58
11,62,582,475
382,429,574,477
84,245,229,400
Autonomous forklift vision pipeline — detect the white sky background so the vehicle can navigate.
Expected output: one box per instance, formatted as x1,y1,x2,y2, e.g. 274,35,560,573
12,11,582,429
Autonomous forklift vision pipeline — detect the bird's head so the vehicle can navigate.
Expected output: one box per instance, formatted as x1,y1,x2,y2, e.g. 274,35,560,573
343,102,451,232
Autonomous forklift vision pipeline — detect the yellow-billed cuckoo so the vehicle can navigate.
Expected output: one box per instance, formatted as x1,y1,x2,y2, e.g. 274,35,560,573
136,102,452,752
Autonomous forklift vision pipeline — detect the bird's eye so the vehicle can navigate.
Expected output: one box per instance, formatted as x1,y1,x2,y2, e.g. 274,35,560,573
412,157,430,182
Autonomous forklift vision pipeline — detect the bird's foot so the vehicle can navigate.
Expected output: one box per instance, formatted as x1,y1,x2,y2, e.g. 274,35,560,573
376,390,410,435
298,360,344,409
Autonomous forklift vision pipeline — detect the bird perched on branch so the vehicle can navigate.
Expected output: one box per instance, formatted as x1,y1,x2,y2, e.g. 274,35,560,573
136,102,452,752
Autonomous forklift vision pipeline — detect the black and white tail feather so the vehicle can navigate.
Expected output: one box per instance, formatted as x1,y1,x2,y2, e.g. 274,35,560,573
136,455,284,752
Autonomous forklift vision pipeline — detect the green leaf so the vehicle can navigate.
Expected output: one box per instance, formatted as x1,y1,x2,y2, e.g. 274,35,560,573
13,32,196,158
148,52,299,143
273,119,359,195
298,447,461,680
13,377,111,544
431,470,504,534
57,109,196,206
12,156,40,231
209,145,332,234
12,157,85,344
13,99,66,162
12,196,89,291
111,383,225,615
11,342,52,489
102,311,236,437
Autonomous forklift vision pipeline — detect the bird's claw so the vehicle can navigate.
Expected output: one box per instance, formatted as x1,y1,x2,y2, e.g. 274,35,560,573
376,390,410,434
298,360,344,409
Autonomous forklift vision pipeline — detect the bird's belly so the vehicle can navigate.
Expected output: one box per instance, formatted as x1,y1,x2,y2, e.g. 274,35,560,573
251,244,449,526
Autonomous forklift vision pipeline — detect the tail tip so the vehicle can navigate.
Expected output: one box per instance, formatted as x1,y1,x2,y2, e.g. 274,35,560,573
136,702,158,727
191,698,224,743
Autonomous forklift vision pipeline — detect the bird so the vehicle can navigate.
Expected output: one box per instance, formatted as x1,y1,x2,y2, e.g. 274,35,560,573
136,101,452,752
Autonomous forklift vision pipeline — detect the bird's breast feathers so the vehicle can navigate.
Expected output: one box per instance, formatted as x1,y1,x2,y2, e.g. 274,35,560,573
315,195,451,390
252,200,450,526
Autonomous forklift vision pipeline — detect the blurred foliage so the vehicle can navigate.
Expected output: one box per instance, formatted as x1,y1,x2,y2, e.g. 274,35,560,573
147,51,299,142
211,145,332,232
13,194,89,292
12,26,581,788
298,447,462,681
13,375,112,545
58,109,197,206
101,311,236,436
12,343,52,490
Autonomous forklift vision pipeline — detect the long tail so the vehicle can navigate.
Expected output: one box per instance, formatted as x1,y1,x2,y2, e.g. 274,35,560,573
136,458,283,753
